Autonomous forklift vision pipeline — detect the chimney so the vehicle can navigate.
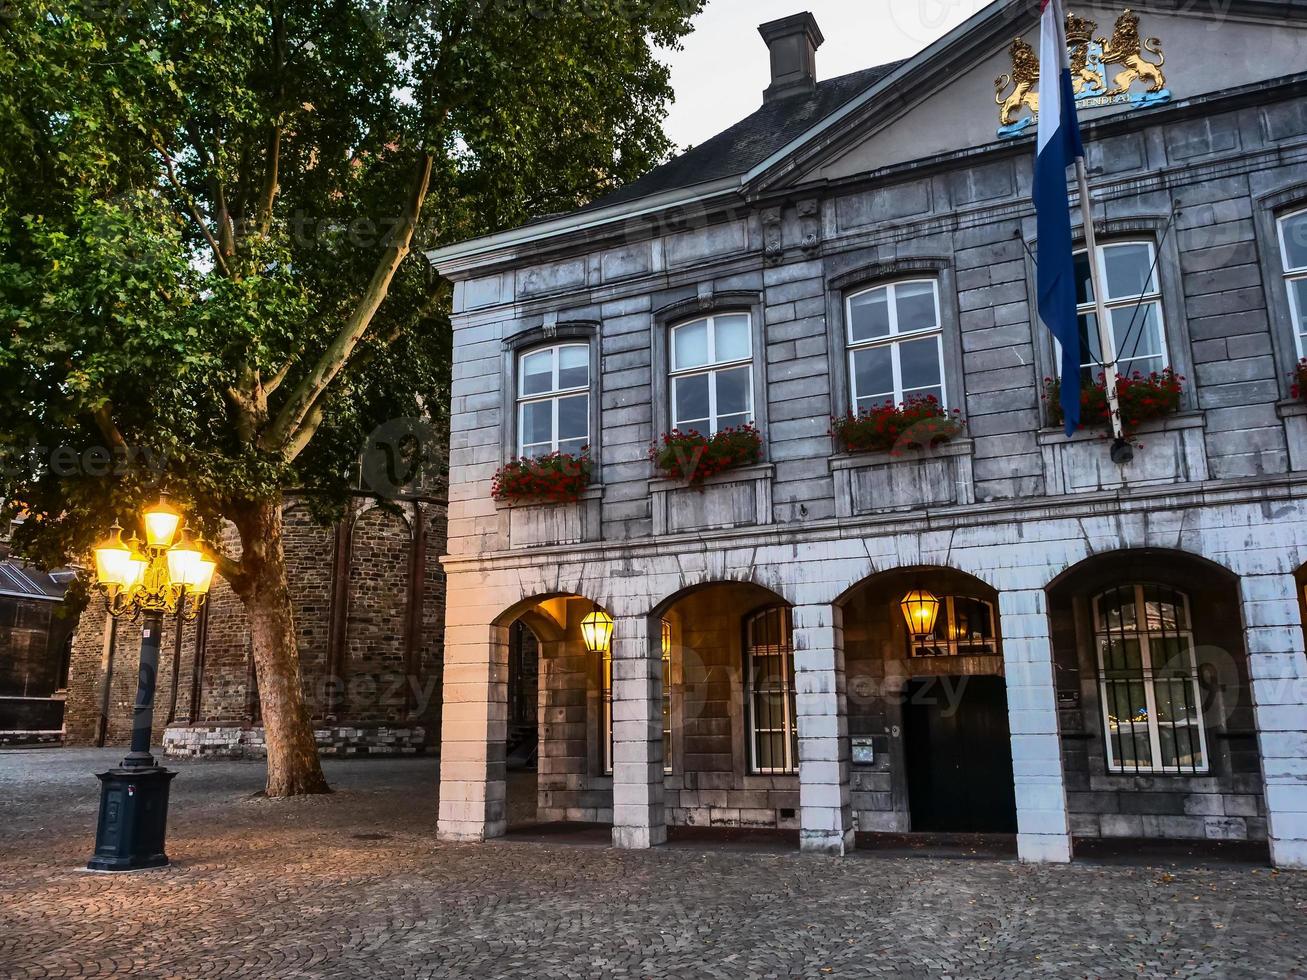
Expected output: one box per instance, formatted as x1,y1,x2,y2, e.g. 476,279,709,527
758,12,824,103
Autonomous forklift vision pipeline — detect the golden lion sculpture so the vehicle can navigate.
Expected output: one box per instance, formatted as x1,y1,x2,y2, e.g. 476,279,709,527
994,37,1040,126
1099,8,1166,96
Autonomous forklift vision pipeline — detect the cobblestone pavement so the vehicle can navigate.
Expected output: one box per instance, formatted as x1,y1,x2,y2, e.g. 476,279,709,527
2,748,1306,979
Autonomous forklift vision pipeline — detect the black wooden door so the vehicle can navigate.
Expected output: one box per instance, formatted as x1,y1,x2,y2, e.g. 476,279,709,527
904,675,1018,833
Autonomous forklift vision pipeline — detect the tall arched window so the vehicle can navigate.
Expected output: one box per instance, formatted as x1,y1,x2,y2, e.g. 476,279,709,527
517,342,589,458
1278,208,1307,355
669,313,753,434
1068,241,1169,384
1094,583,1208,774
846,279,945,412
601,619,674,776
745,605,798,775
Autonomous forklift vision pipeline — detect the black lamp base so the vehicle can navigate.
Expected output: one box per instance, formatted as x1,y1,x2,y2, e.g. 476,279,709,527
86,767,177,872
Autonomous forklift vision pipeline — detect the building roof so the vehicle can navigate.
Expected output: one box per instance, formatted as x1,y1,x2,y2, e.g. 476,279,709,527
0,560,70,602
587,62,903,213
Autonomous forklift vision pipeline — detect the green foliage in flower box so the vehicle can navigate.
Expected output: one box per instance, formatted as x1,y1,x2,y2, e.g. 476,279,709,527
491,452,591,504
1044,368,1184,437
649,424,763,485
830,395,965,456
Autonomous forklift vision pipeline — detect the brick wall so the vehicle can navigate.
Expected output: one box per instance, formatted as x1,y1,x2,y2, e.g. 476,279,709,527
64,492,447,751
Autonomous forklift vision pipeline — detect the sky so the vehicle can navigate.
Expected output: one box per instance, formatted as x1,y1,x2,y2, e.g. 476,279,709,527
660,0,992,149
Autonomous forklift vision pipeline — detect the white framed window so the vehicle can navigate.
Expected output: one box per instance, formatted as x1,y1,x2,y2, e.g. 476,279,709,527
846,279,946,413
669,314,753,434
1067,241,1169,384
909,596,998,658
1094,583,1209,775
517,342,589,458
601,619,674,776
661,619,672,774
1278,208,1307,356
745,605,798,775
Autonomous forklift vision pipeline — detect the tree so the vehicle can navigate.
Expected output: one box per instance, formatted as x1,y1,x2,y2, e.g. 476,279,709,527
0,0,701,795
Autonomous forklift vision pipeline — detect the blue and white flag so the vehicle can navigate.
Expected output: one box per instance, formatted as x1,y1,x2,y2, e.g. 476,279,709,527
1034,0,1086,436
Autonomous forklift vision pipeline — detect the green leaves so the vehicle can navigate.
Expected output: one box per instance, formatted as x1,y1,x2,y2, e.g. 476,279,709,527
1,0,701,568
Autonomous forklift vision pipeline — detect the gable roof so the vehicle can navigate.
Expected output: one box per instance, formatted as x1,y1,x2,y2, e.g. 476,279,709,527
427,0,1307,273
586,62,902,213
0,560,69,602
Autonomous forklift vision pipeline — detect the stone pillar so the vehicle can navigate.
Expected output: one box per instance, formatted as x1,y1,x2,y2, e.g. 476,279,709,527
611,614,665,849
792,603,855,855
1239,573,1307,870
998,589,1073,863
437,616,508,842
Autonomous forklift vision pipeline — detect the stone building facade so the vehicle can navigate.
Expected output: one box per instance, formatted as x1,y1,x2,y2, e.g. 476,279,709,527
427,0,1307,868
65,491,447,757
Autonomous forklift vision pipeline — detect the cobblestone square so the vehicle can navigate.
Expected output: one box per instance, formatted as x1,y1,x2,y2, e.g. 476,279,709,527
1,749,1304,979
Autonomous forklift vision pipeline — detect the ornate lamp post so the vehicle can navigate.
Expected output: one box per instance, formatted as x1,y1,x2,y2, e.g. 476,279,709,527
86,495,216,871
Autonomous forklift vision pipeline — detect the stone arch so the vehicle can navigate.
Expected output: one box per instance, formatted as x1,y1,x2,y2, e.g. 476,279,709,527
345,504,413,724
1045,547,1265,847
1045,546,1240,594
649,577,792,620
836,563,1012,836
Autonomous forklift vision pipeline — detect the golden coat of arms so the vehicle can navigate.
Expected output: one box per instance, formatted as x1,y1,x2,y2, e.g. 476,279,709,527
995,8,1170,138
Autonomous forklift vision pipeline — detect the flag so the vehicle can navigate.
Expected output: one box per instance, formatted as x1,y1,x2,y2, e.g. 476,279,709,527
1034,0,1086,437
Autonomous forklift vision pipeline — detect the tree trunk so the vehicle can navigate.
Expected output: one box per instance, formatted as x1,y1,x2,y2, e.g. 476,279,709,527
233,497,330,797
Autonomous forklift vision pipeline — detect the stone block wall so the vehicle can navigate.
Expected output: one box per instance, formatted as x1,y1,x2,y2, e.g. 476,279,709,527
443,92,1307,563
64,491,447,752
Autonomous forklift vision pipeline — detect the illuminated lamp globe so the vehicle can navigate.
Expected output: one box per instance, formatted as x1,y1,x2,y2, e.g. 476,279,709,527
93,522,133,589
166,524,206,590
900,589,941,640
122,536,150,593
143,494,182,549
580,606,614,655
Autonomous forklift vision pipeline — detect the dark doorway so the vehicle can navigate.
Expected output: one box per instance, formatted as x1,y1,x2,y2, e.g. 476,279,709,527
904,675,1017,833
507,621,539,769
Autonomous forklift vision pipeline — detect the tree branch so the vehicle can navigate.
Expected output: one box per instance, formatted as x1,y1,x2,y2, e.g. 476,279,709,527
262,152,435,456
154,140,231,278
256,125,281,237
211,549,245,595
91,403,127,452
264,357,296,397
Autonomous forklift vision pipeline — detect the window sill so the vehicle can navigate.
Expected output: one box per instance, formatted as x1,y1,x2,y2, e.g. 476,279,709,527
1035,410,1205,446
493,484,604,512
1276,398,1307,420
827,438,973,472
647,462,773,494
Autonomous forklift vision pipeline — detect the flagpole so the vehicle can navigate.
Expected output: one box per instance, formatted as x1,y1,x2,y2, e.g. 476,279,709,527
1073,158,1127,449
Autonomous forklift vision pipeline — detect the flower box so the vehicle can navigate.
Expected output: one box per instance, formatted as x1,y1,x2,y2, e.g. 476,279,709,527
831,396,966,456
649,425,763,485
1043,368,1184,441
491,451,592,505
1290,358,1307,403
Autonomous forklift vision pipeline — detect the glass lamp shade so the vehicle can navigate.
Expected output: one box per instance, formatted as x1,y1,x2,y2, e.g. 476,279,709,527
900,589,941,639
143,496,181,549
93,523,132,588
580,607,614,655
166,526,206,590
123,537,149,593
661,619,672,658
191,557,217,595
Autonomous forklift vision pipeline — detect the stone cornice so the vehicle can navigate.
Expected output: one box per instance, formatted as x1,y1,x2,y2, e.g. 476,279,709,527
440,471,1307,572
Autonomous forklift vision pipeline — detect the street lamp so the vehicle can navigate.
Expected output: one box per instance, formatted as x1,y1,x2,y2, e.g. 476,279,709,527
580,605,614,655
86,495,216,872
900,588,941,642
